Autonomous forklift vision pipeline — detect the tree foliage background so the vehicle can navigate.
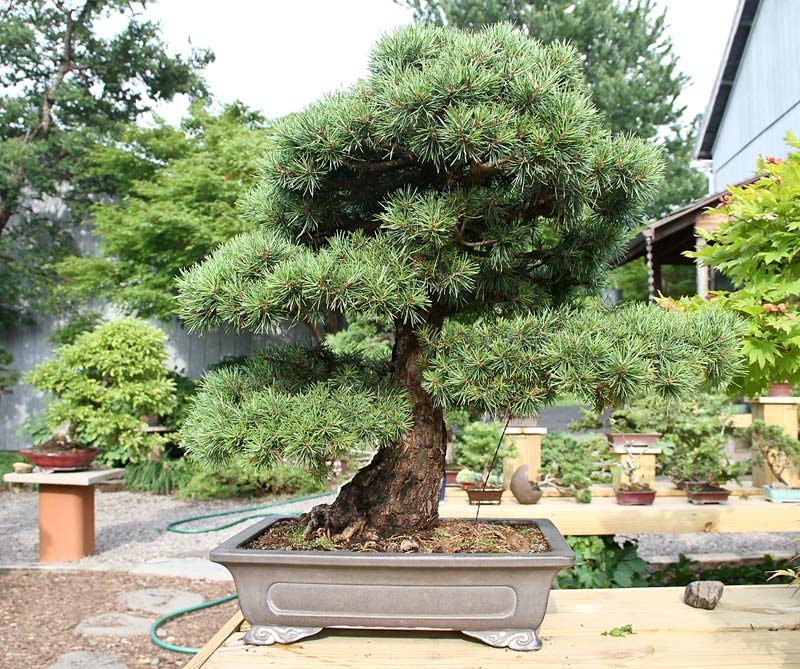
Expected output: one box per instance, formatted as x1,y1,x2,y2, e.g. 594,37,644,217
0,0,212,332
402,0,708,220
51,102,269,322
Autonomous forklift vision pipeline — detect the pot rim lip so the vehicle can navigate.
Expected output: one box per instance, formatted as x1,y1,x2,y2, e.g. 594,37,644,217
685,486,731,494
211,515,575,568
20,447,101,457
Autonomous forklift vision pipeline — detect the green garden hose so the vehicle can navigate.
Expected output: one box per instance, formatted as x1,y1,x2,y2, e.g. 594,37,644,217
165,490,334,534
152,490,335,654
150,594,239,654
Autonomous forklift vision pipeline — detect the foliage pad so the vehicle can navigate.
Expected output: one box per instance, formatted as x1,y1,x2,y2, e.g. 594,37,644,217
177,24,741,537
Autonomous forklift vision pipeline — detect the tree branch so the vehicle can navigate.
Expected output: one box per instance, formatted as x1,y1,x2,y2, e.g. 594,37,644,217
304,319,322,344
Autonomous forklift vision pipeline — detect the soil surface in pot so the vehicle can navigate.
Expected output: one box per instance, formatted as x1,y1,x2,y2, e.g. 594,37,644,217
27,435,93,454
245,518,550,554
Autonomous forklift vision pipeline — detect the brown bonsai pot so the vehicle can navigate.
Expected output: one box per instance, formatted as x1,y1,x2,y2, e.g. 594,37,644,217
20,448,100,472
614,487,656,505
686,486,731,505
444,467,462,487
465,486,504,505
606,432,662,448
767,382,793,397
211,515,575,651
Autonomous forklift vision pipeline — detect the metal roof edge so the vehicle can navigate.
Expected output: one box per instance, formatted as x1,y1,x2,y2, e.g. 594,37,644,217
694,0,762,160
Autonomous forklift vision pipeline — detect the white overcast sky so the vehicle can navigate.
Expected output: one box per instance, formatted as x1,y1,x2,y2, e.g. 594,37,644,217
140,0,739,127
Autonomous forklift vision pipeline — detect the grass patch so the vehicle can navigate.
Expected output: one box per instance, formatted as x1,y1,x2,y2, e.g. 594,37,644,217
0,451,22,477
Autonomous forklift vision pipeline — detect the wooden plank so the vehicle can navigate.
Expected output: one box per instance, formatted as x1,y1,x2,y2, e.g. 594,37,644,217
440,494,800,535
541,585,799,634
447,480,762,499
3,468,125,486
184,611,244,669
194,586,800,668
199,630,800,668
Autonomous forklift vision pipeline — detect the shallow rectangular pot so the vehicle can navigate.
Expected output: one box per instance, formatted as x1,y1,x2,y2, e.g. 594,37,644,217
211,515,574,651
465,486,504,504
614,488,656,505
762,485,800,503
686,487,731,505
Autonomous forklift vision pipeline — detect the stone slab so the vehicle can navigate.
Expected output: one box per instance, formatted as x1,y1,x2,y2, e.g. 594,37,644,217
131,557,233,581
48,651,126,669
3,468,125,486
73,612,151,637
119,587,205,614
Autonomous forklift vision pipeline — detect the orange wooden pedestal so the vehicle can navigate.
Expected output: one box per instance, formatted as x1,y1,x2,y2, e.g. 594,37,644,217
39,483,95,562
3,468,124,563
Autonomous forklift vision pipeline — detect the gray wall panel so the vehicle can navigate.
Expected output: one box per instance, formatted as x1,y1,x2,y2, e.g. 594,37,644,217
713,0,800,187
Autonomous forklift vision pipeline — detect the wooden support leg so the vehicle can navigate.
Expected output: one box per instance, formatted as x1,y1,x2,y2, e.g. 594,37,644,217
38,484,95,562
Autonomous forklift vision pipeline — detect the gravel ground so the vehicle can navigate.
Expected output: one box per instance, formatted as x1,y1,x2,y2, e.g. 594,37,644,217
0,489,337,568
0,488,795,568
0,570,240,669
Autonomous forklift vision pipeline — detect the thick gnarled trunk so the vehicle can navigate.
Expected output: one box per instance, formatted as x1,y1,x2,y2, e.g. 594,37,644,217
304,322,446,541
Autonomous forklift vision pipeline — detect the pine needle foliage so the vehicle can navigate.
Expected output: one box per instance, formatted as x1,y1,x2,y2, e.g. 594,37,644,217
177,25,742,484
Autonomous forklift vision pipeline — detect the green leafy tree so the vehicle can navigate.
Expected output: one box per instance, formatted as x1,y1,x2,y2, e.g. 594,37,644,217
541,432,612,502
662,136,800,396
452,421,513,477
746,420,800,488
51,102,268,320
176,24,742,541
402,0,707,218
0,0,212,327
24,318,177,466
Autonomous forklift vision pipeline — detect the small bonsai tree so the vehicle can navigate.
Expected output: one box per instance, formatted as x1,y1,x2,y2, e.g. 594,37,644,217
662,135,800,396
177,24,743,541
614,445,652,492
452,420,513,484
24,318,176,465
540,432,612,503
747,420,800,488
662,428,747,491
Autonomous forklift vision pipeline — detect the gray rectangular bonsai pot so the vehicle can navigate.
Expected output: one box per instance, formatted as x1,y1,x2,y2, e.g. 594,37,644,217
210,515,574,651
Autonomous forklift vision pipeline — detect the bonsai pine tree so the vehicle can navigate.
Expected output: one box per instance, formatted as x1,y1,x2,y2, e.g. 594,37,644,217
177,24,743,541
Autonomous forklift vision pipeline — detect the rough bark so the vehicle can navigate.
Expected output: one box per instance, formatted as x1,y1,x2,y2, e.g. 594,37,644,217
304,320,447,542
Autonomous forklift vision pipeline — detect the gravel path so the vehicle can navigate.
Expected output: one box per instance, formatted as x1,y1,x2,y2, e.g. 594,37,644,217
0,489,795,569
0,490,336,568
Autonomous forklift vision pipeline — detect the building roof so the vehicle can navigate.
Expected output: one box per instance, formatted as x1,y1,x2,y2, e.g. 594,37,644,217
695,0,762,160
616,175,758,266
617,191,726,265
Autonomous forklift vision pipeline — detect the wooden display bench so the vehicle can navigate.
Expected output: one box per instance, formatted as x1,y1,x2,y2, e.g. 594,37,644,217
184,585,800,668
3,468,124,562
440,492,798,535
447,479,763,499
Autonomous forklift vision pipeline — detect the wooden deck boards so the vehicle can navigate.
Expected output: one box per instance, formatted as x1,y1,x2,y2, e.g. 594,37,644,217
185,585,800,668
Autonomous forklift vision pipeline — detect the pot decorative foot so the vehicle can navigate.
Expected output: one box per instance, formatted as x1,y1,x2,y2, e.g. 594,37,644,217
244,625,323,645
462,628,541,651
